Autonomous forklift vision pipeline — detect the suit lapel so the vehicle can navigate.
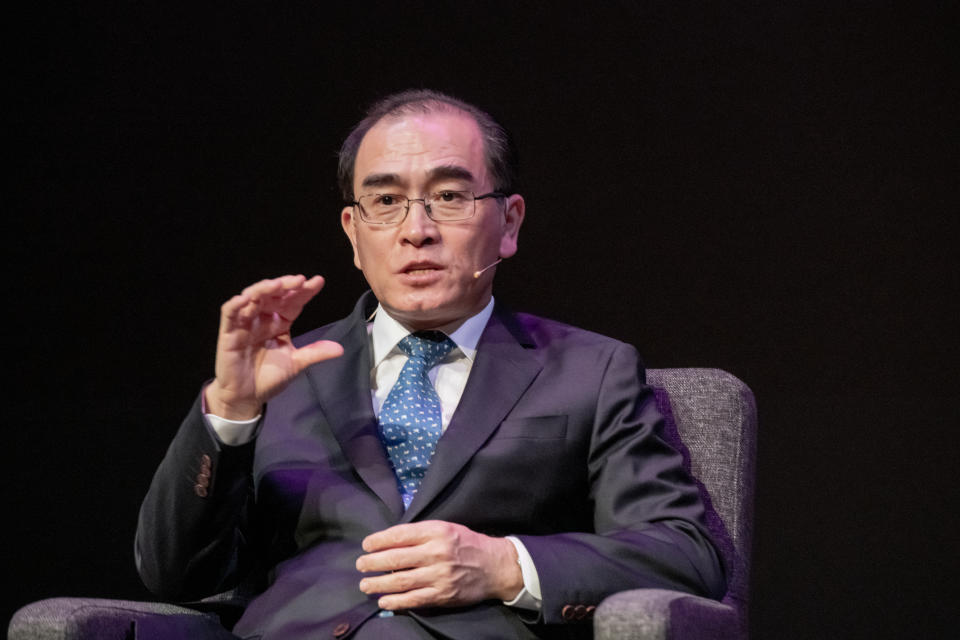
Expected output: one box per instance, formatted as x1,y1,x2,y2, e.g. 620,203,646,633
402,306,542,522
304,292,405,519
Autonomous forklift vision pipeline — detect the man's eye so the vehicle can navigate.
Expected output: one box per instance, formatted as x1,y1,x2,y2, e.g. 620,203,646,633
436,191,465,202
375,194,400,206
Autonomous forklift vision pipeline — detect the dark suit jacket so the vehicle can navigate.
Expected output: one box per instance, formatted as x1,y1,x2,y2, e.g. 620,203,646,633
136,292,726,640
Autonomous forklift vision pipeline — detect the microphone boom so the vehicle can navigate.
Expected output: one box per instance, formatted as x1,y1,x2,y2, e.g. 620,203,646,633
473,258,503,279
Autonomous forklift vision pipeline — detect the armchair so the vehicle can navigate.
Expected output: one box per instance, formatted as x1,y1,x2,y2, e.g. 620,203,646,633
594,368,757,639
9,368,756,640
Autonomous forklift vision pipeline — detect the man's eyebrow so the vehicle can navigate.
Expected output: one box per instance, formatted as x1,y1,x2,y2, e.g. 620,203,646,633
360,173,403,190
426,165,475,184
358,166,476,192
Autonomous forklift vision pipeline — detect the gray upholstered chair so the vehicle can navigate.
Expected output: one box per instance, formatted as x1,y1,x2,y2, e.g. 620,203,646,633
594,368,756,640
9,368,756,640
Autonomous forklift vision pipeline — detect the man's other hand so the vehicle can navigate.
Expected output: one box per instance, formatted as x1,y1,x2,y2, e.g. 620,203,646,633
356,520,523,609
206,275,344,420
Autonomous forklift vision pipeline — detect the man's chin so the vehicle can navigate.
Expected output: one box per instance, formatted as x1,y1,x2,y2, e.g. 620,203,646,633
386,307,453,330
380,296,469,330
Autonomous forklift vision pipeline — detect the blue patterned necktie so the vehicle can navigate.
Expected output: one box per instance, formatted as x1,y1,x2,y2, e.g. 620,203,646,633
378,331,456,509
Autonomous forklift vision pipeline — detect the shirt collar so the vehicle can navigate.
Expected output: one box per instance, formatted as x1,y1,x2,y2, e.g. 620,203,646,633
370,297,495,367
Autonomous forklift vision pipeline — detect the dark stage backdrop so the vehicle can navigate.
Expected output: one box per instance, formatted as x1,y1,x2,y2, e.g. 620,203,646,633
5,3,957,638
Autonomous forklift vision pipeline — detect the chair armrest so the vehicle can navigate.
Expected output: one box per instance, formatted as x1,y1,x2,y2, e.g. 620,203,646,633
594,589,742,640
8,597,234,640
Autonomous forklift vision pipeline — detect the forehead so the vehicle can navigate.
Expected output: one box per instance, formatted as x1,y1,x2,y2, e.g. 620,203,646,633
354,111,488,187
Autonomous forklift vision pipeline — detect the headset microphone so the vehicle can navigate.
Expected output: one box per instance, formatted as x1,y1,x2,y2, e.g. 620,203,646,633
473,258,503,279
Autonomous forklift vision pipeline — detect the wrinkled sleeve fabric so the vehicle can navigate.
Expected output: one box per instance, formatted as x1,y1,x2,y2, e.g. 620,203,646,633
135,392,260,601
515,343,726,624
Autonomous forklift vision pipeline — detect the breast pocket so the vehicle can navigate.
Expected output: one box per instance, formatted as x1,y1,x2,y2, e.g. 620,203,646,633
495,415,568,439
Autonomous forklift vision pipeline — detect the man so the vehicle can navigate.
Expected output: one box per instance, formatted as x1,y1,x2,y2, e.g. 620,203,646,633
136,90,726,639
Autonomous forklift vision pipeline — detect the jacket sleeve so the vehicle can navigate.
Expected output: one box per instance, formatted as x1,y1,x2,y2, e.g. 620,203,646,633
515,342,727,624
135,392,259,601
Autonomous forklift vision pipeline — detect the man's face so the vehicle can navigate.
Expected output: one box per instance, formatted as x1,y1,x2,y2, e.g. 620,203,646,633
341,111,524,330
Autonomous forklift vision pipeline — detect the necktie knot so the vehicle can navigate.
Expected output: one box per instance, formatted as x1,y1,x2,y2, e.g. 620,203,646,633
398,331,456,369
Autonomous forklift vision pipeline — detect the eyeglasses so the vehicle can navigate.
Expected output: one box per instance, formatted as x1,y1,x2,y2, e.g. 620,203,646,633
351,190,506,225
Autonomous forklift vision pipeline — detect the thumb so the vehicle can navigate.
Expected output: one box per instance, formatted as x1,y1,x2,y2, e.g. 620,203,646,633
292,340,345,370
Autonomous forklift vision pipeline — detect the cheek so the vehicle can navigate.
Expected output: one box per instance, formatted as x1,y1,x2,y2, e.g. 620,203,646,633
351,242,363,269
353,233,389,270
460,225,502,258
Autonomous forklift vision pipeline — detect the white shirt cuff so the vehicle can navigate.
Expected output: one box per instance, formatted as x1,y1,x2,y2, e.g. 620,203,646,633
205,413,261,445
503,536,542,612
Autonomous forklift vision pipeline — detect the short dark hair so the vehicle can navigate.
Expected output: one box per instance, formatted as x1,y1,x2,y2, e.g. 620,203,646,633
337,89,518,201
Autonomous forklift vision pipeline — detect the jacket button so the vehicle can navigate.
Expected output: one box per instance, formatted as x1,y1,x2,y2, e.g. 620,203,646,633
194,484,208,497
561,604,576,621
332,621,350,637
585,605,596,618
574,604,587,619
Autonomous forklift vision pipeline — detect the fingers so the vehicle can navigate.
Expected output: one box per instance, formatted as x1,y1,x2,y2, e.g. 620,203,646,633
357,559,462,609
280,275,326,314
220,292,254,325
244,275,321,318
221,275,324,332
210,275,333,417
239,274,312,301
356,522,521,608
356,542,483,609
376,588,438,611
356,526,435,607
222,276,303,325
356,521,465,608
356,543,431,574
359,565,432,596
361,521,440,553
292,340,344,369
358,522,456,574
376,586,456,610
356,522,448,586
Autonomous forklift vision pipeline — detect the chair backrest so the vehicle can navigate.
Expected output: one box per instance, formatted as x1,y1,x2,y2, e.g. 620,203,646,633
646,368,757,630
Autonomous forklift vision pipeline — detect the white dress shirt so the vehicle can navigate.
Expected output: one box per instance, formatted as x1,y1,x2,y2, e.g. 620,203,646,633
368,297,492,430
205,297,542,613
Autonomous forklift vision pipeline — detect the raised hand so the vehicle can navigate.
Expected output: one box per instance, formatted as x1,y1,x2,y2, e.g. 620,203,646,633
356,520,523,610
205,275,344,419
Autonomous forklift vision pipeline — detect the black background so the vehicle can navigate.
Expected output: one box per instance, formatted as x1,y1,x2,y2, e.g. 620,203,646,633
5,2,957,638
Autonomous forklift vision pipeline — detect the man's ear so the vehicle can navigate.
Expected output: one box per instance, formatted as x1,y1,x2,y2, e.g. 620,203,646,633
341,206,362,269
498,194,525,259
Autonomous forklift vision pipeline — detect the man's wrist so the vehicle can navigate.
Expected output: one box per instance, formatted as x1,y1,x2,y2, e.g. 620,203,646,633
493,536,525,602
204,380,261,420
205,412,262,446
502,536,543,612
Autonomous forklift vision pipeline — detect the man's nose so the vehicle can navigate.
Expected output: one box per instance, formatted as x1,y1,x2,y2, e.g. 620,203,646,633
399,200,439,245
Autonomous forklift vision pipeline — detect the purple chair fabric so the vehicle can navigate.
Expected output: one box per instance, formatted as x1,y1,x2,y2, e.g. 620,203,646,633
6,597,238,640
594,368,757,640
